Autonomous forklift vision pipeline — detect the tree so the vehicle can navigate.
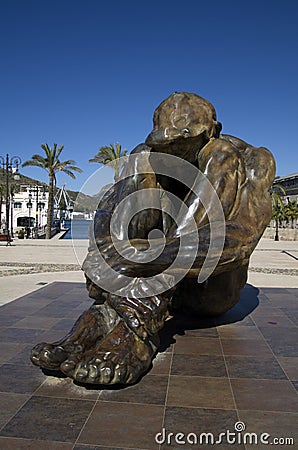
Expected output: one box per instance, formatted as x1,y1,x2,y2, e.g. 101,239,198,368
89,142,128,182
22,144,82,239
270,184,286,241
284,200,298,229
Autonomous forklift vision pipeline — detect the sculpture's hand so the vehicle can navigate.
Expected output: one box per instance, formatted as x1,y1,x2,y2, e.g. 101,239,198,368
99,237,179,276
99,238,155,274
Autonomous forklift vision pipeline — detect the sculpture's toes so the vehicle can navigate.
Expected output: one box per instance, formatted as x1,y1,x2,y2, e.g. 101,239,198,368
31,343,67,370
61,355,115,384
59,358,77,375
60,320,154,385
61,352,146,385
113,363,129,384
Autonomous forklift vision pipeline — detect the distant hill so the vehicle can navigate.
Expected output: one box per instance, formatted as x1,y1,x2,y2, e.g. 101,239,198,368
72,184,113,213
0,169,48,191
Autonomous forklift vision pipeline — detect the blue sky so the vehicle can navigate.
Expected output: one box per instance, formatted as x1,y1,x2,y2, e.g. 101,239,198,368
0,0,297,194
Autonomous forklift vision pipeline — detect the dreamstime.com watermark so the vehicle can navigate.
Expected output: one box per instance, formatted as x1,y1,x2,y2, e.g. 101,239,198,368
155,422,295,446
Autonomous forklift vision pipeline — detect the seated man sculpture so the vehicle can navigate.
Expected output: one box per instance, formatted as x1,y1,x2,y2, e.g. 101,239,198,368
31,92,275,385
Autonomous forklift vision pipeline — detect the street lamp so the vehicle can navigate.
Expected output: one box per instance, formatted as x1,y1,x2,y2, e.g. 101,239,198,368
275,202,279,241
25,185,46,237
27,193,33,235
10,190,14,237
37,197,46,228
30,185,46,229
0,154,21,239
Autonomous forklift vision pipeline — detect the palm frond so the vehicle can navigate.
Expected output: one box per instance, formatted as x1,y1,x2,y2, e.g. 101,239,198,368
56,144,64,159
31,154,47,163
41,144,52,160
58,159,77,166
65,165,83,173
89,156,105,163
22,159,46,169
58,168,77,179
89,142,128,181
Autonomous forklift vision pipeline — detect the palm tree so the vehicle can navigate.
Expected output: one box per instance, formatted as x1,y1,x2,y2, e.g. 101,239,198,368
270,184,286,241
271,184,286,212
89,142,128,182
22,144,82,239
284,200,298,229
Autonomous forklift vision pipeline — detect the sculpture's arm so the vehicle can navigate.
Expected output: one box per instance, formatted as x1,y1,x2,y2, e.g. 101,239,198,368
98,220,252,278
99,140,252,276
170,139,246,235
110,147,162,241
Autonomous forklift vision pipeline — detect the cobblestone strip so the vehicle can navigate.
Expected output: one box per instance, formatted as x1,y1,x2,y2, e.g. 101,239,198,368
249,267,298,276
0,262,81,277
0,262,297,277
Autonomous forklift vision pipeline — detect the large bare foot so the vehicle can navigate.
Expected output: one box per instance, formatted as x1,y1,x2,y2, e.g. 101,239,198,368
30,304,119,370
60,320,157,385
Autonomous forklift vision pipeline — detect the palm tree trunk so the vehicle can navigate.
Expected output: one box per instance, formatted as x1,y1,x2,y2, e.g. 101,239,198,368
46,173,55,239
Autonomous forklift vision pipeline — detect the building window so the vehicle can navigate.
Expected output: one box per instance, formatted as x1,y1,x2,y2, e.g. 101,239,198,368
14,202,22,209
17,217,34,227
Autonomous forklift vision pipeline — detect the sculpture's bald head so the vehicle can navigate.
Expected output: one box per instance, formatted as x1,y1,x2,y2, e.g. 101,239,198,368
145,92,222,149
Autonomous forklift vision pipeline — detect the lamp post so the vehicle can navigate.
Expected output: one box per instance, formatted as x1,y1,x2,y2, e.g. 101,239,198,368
26,185,46,237
30,185,46,229
35,187,39,228
275,202,279,241
37,197,46,229
0,154,21,239
27,193,33,237
10,190,14,237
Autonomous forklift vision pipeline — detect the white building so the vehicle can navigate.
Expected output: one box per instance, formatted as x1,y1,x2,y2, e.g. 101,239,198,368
1,185,49,235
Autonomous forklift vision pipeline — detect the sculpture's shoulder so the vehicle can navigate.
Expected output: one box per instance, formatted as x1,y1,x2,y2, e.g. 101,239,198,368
130,143,151,155
198,137,244,172
120,143,153,179
220,134,276,186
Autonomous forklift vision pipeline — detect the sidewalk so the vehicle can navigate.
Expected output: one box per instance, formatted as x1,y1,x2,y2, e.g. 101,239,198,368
248,238,298,288
0,237,297,305
0,237,87,305
0,237,297,448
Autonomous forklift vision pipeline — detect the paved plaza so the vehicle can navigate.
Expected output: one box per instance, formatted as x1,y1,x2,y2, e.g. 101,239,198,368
0,236,297,449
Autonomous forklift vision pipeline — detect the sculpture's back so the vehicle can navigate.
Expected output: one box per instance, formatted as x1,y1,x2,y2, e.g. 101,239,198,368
170,130,275,316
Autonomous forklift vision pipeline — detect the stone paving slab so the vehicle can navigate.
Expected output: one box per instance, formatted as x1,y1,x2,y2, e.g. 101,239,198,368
0,282,297,449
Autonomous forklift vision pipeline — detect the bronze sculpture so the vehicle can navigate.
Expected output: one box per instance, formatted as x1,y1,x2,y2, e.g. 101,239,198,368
31,92,276,385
